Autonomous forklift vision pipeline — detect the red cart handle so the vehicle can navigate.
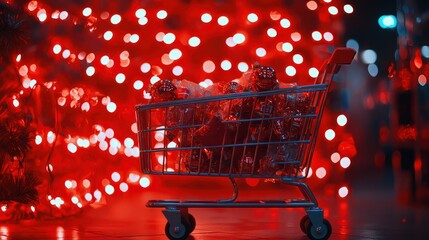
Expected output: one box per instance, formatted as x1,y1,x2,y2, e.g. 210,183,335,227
315,47,356,85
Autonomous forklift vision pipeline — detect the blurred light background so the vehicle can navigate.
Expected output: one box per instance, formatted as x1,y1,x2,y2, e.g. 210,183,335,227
0,0,428,221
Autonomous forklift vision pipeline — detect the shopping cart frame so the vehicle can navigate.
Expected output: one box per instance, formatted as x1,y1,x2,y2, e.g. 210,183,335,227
135,48,356,240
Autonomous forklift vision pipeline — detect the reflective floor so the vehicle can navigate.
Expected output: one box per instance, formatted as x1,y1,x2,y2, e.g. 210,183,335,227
1,172,429,239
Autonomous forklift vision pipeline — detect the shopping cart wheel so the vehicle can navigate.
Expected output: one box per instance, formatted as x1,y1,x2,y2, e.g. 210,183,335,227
187,213,196,233
299,215,311,233
165,216,190,240
306,219,332,240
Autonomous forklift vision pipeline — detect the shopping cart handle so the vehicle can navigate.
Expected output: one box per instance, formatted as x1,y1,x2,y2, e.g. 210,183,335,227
328,48,356,65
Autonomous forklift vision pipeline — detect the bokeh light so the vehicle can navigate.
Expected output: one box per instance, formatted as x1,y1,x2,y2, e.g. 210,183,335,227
119,183,129,192
307,1,318,10
338,186,349,198
267,28,277,38
105,185,115,195
368,64,378,77
325,129,335,141
280,18,291,28
188,36,201,47
111,172,121,182
282,42,293,52
201,13,212,23
157,10,167,19
106,102,117,113
337,114,348,126
378,15,397,29
331,152,341,163
247,13,258,23
172,66,183,76
163,33,175,44
203,60,216,73
309,67,319,78
323,32,334,41
135,9,146,18
315,167,327,179
293,54,303,64
133,80,144,90
340,157,351,168
344,4,354,14
110,14,121,24
233,33,246,44
238,62,249,72
139,177,151,188
291,32,301,42
285,66,296,76
328,6,339,15
418,74,427,86
217,16,229,26
221,60,232,70
346,39,359,51
361,49,377,64
256,48,267,57
422,46,429,58
312,31,322,41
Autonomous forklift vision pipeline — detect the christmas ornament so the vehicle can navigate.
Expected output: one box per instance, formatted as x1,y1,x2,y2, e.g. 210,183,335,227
221,81,244,94
149,79,177,102
250,63,279,92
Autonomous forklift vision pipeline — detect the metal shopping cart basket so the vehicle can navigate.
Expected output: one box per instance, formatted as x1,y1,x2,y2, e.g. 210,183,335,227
135,48,356,240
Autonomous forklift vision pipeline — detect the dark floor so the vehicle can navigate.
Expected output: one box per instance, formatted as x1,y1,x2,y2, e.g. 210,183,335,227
1,171,429,240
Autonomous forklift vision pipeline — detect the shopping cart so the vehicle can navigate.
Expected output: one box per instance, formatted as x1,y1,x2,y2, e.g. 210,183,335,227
135,48,356,240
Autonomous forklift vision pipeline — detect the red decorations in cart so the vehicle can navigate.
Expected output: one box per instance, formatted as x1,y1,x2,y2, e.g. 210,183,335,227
148,65,313,176
149,79,177,102
250,63,279,92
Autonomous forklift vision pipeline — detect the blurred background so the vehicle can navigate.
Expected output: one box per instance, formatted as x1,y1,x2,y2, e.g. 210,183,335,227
1,0,428,222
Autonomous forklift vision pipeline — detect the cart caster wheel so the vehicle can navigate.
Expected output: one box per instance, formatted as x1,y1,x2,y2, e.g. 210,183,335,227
299,215,311,233
187,213,196,233
306,219,332,240
165,217,190,240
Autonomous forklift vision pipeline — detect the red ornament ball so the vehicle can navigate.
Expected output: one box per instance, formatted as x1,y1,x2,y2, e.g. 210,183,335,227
221,81,243,94
250,63,279,92
150,79,177,102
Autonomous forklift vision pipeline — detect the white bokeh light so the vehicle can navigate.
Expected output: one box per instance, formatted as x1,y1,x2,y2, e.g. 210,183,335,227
201,13,212,23
247,13,258,22
218,16,229,26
